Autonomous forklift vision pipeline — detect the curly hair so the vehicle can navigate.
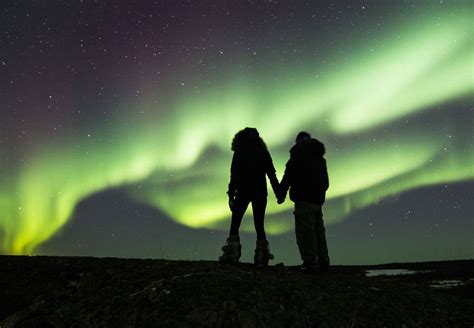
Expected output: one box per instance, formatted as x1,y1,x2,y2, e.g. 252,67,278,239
231,127,267,152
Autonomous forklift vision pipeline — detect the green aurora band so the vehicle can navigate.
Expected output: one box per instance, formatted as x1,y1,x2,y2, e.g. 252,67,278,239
1,8,473,254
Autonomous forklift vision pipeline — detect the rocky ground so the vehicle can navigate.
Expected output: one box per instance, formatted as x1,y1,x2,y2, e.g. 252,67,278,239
0,256,473,327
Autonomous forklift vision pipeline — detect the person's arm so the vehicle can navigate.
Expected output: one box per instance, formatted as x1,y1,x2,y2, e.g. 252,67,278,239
264,149,280,199
321,158,329,191
227,152,239,208
278,157,294,203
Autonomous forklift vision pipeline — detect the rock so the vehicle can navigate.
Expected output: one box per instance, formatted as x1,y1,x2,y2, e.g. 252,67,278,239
237,310,259,328
0,256,472,327
186,309,218,327
30,296,45,312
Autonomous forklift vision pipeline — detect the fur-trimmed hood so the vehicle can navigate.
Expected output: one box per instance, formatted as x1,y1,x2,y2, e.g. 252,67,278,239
290,138,326,157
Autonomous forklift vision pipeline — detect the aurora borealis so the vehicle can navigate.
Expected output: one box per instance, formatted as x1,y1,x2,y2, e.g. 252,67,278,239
1,1,473,263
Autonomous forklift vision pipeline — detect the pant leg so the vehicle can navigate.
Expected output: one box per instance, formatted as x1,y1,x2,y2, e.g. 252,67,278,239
294,202,318,262
314,207,330,266
229,195,250,237
251,197,267,241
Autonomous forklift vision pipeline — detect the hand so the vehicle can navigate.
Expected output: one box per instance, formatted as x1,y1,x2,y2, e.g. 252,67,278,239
228,199,235,211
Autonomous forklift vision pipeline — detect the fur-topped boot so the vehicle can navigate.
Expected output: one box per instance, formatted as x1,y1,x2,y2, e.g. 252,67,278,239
254,240,274,267
219,235,241,264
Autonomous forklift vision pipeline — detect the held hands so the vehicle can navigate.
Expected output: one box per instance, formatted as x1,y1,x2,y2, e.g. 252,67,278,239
275,186,286,204
276,189,286,204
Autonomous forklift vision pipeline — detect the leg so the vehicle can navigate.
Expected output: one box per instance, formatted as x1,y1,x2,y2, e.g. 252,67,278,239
229,195,250,237
315,207,330,270
251,197,267,241
219,235,242,264
294,202,318,264
252,197,273,266
220,195,249,264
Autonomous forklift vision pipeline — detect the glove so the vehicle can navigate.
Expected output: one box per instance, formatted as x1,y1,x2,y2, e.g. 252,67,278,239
276,190,286,204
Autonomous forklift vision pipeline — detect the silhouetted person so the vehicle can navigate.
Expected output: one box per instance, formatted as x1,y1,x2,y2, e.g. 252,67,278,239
278,131,330,273
219,127,280,266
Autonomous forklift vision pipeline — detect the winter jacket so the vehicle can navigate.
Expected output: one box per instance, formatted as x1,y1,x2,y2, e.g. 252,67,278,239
227,147,279,200
280,138,329,205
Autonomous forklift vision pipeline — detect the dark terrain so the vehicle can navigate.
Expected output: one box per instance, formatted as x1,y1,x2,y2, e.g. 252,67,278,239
0,256,472,327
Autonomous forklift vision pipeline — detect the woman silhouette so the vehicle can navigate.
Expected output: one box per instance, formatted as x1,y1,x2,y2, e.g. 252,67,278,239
219,127,280,266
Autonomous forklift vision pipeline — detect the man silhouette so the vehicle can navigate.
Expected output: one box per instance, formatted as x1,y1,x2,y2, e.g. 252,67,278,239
278,131,330,273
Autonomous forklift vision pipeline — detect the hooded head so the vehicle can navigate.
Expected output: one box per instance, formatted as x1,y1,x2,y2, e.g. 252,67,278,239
231,127,267,152
291,131,325,157
295,131,311,143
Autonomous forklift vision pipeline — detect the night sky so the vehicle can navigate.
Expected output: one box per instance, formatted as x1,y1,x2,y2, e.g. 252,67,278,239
1,1,472,264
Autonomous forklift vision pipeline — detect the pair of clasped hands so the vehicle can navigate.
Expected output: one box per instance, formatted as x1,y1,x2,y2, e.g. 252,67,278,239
228,194,286,212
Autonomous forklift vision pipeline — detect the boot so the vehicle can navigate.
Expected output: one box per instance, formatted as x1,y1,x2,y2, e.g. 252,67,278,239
219,235,241,264
254,240,274,267
301,256,319,274
318,259,330,274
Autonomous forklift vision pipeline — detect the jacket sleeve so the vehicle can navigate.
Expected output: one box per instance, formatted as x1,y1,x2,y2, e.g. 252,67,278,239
321,158,329,191
264,150,280,198
227,152,239,199
279,157,294,199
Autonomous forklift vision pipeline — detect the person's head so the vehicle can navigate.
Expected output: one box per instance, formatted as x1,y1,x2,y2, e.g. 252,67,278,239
295,131,311,143
291,131,326,157
231,127,266,151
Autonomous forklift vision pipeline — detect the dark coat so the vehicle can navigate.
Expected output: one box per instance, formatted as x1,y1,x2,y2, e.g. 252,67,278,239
227,147,279,200
280,138,329,205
